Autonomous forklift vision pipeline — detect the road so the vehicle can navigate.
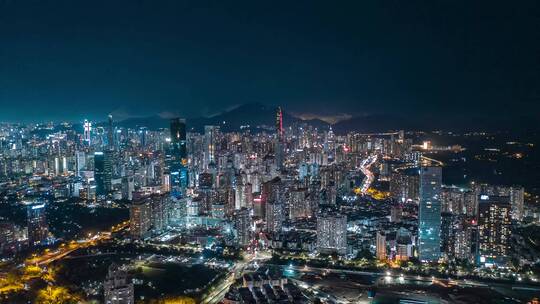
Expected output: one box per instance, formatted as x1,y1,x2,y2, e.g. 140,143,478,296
359,154,378,194
25,221,129,267
271,263,540,299
201,250,272,304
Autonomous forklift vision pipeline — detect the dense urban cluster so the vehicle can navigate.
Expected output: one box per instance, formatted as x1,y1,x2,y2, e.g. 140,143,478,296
0,108,538,303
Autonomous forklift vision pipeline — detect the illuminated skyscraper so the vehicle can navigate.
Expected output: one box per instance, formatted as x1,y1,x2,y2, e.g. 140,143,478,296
169,118,188,190
376,231,387,260
477,195,511,266
234,207,252,247
509,186,524,221
107,114,114,151
27,202,48,246
83,119,92,144
204,125,219,169
170,118,187,162
418,165,442,262
95,151,112,196
274,107,284,171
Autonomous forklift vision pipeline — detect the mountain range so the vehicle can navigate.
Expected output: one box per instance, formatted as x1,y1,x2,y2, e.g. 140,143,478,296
114,103,539,134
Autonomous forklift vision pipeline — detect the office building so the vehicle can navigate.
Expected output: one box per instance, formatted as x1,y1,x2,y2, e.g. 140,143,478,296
418,165,442,262
27,202,49,246
95,151,112,196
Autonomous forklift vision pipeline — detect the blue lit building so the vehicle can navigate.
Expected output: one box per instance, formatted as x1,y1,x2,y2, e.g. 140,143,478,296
94,151,112,196
418,165,442,262
27,202,49,246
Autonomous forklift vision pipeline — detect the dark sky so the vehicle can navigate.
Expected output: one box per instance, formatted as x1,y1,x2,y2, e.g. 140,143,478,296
0,0,539,122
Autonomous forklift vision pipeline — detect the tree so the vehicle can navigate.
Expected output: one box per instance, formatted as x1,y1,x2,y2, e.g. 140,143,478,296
35,286,78,304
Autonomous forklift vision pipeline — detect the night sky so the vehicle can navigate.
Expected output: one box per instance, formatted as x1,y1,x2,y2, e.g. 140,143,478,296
0,0,539,122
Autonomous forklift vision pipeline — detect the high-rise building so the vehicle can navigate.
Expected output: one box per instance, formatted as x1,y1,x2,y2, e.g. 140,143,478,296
27,202,49,246
234,208,252,247
316,212,347,255
453,217,474,261
108,114,114,151
376,231,387,260
509,186,524,221
274,107,284,171
83,119,92,144
75,151,86,177
170,118,187,162
169,118,188,190
265,200,284,233
288,188,310,219
418,165,442,262
440,212,454,255
129,200,151,239
204,125,219,169
390,205,402,223
104,264,134,304
477,195,511,266
95,151,112,196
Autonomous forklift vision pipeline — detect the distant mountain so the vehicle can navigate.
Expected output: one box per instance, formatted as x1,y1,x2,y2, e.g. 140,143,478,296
115,103,539,134
332,114,540,134
116,103,331,132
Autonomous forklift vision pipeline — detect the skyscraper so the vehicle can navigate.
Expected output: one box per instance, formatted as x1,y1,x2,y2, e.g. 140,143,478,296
27,202,49,246
104,264,134,304
108,114,114,151
376,231,387,260
204,125,219,169
477,195,511,266
169,118,188,190
94,151,112,196
265,200,284,233
509,186,524,221
129,199,152,239
418,165,442,262
83,119,92,144
274,107,284,171
170,118,187,162
234,207,252,247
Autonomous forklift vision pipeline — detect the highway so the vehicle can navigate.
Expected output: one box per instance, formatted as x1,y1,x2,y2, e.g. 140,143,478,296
359,154,378,194
25,221,129,267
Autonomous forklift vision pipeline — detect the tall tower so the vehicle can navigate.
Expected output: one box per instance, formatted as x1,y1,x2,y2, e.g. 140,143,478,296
276,106,283,138
107,114,114,151
376,231,387,260
204,125,219,169
418,165,442,262
169,118,188,190
27,202,49,246
83,119,92,144
170,118,187,162
95,151,112,196
274,107,284,171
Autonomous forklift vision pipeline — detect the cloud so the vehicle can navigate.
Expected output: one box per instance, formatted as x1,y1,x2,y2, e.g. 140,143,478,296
292,113,353,124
